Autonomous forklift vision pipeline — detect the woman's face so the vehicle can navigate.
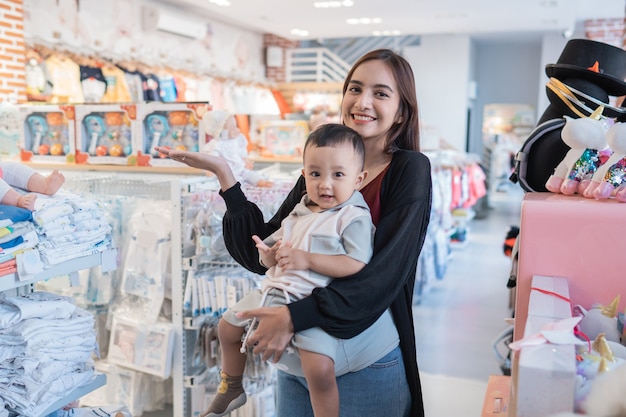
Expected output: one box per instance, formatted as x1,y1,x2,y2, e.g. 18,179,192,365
341,59,401,146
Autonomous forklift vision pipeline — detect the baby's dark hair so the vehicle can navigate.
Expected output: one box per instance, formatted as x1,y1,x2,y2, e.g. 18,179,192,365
304,123,365,169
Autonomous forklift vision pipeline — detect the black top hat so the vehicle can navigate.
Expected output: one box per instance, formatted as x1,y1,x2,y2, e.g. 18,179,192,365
545,38,626,96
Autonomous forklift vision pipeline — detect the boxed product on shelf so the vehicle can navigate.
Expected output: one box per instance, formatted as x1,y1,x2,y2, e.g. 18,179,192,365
0,102,21,159
107,315,175,379
510,275,576,417
256,119,309,158
138,102,211,167
80,361,151,417
74,104,139,165
19,104,76,163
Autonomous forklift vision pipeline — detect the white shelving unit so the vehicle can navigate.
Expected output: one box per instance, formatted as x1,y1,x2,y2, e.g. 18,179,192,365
0,250,117,292
60,171,220,417
0,247,116,416
38,374,108,417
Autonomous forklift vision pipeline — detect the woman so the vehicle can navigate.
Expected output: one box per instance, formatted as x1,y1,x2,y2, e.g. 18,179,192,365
157,48,432,417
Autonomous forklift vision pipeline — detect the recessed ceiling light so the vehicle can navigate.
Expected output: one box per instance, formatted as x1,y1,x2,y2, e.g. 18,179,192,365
290,28,310,36
373,29,401,36
346,17,382,25
314,0,354,8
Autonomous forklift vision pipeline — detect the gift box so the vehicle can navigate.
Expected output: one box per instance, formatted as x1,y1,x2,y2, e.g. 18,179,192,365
527,275,572,320
510,315,577,417
510,275,577,416
19,104,76,163
75,104,139,165
137,102,210,167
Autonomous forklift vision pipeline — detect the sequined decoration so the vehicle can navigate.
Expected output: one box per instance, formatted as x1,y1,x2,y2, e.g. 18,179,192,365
603,158,626,187
567,149,600,181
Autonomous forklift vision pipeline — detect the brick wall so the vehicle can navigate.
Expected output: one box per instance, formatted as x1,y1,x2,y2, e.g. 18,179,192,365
584,18,625,48
263,34,300,83
0,0,25,103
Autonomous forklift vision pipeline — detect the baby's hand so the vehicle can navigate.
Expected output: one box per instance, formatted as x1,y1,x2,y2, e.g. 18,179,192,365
276,242,308,271
252,235,271,252
253,235,279,268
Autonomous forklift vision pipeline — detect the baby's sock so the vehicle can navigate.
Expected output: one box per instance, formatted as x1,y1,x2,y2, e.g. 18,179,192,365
201,371,246,417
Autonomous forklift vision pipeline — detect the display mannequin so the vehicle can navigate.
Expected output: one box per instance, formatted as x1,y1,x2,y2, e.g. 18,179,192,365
0,162,65,210
201,111,271,187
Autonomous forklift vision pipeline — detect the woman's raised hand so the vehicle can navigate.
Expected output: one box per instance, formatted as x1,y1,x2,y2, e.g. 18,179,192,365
154,146,238,190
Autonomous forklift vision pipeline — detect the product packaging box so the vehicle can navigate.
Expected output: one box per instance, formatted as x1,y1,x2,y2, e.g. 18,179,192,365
0,102,21,159
526,275,572,319
75,104,139,165
258,119,308,158
510,275,576,417
138,102,210,167
108,315,175,379
19,104,76,163
81,361,150,417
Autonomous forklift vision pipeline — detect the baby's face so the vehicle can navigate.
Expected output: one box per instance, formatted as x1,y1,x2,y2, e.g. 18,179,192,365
301,142,365,210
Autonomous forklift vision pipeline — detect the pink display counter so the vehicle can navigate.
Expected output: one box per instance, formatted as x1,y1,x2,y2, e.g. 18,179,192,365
514,192,626,340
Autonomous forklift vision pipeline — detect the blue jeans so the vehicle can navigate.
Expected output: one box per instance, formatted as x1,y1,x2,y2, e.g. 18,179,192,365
275,345,411,417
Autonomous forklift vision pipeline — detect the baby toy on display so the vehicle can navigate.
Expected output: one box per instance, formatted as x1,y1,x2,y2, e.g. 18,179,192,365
140,102,209,167
544,106,608,195
19,105,76,163
511,39,626,192
75,104,138,165
583,121,626,200
201,110,272,187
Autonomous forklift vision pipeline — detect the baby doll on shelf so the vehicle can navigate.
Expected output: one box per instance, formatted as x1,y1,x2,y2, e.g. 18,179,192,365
0,162,65,210
200,110,272,187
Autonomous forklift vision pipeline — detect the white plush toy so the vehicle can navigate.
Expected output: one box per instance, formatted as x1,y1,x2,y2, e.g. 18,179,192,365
582,122,626,200
545,107,608,195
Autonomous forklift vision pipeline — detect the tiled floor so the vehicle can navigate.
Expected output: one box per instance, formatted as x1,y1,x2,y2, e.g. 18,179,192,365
415,187,525,416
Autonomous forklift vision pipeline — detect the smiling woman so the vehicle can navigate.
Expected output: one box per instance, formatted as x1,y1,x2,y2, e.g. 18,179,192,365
160,48,432,417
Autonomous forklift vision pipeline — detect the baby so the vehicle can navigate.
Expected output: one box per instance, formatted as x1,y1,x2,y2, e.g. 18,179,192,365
0,162,65,210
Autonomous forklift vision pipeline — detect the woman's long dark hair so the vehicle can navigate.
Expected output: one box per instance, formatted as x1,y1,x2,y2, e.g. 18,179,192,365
342,48,420,152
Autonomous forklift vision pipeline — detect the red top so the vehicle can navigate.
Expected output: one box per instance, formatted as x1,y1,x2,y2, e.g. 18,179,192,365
360,165,390,226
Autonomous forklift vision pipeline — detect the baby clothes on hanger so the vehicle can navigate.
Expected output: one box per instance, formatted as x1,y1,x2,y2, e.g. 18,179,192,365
100,64,132,103
45,54,84,103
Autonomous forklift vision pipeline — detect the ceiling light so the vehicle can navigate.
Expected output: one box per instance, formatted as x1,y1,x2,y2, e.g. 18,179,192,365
290,28,309,36
373,29,401,36
346,17,382,25
313,0,354,7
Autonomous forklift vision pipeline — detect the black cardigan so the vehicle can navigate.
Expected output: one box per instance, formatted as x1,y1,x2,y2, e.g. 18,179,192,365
220,150,432,417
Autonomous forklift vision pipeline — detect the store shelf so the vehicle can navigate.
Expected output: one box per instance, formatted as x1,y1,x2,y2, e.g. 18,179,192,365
24,162,206,176
36,373,107,417
0,248,117,292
